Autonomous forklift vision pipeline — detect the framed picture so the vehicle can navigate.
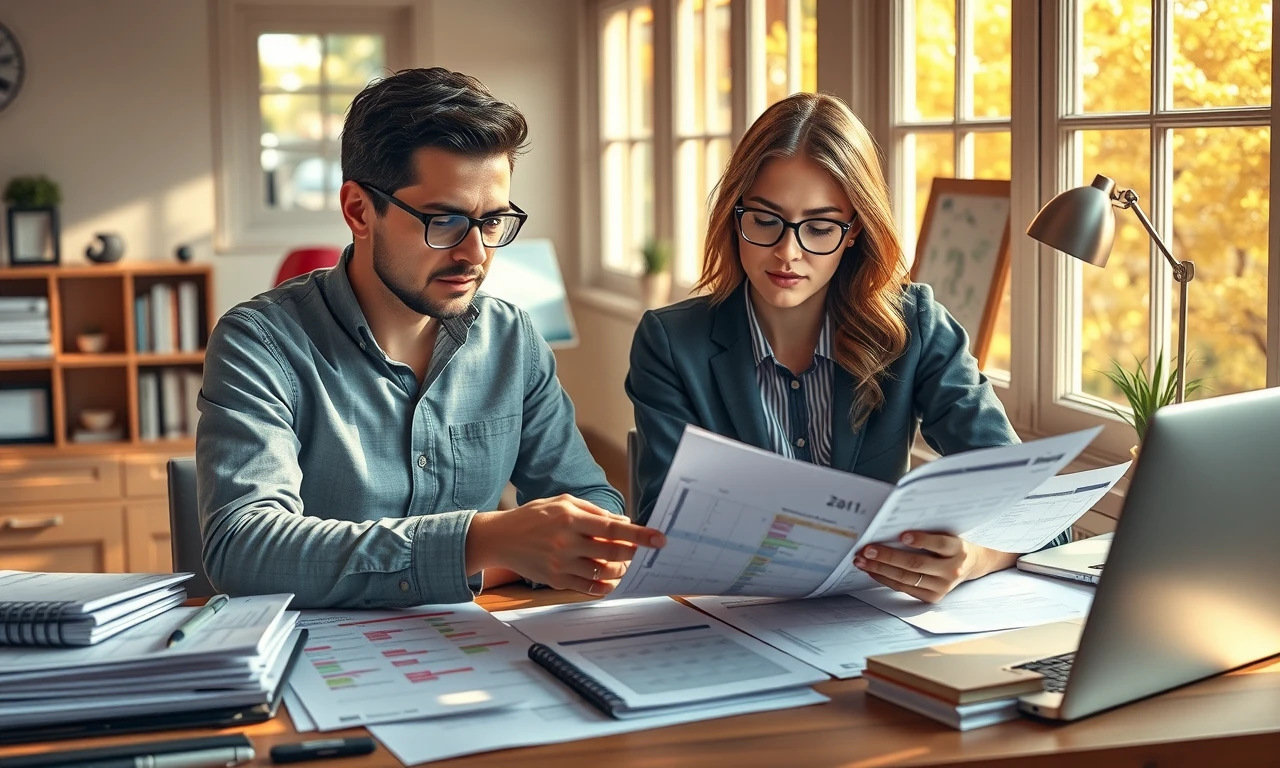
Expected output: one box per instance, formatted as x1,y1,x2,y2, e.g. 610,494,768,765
910,178,1012,369
6,206,61,266
0,382,54,445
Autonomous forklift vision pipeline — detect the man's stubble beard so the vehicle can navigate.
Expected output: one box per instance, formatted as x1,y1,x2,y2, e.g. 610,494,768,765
371,234,485,320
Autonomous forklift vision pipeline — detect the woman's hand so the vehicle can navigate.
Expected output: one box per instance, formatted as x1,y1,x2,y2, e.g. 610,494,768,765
853,531,1017,603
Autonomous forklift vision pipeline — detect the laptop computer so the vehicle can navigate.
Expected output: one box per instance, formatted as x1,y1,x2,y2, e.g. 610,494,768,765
1016,533,1113,585
945,387,1280,722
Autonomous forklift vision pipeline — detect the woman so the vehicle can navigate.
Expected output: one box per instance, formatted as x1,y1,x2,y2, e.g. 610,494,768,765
626,93,1061,603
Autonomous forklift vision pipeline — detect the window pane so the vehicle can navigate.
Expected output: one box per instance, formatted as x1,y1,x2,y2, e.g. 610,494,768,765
601,9,629,139
800,0,817,93
675,137,730,286
677,0,706,135
1076,129,1151,405
602,142,628,271
631,141,655,274
261,94,323,145
1171,125,1269,396
764,0,789,106
906,132,956,260
264,152,334,211
1172,1,1271,109
324,93,358,142
631,5,655,135
1077,0,1151,114
325,34,385,89
972,131,1011,180
913,0,956,120
971,0,1011,118
713,0,732,132
258,34,321,91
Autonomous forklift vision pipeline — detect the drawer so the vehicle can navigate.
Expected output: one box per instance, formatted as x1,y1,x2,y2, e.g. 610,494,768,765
126,501,173,573
0,456,121,506
0,503,126,572
124,454,182,498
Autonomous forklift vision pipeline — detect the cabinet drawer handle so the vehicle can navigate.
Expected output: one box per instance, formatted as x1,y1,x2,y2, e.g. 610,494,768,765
3,515,64,530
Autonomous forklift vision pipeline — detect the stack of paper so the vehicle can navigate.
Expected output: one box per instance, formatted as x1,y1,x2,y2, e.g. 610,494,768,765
0,571,192,646
0,594,299,733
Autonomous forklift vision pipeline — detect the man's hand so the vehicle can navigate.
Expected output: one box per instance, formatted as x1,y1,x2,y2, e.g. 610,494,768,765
465,494,665,596
852,531,1017,603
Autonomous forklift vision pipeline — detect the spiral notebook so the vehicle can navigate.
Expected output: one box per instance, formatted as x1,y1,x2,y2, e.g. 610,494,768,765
510,597,828,720
0,571,192,646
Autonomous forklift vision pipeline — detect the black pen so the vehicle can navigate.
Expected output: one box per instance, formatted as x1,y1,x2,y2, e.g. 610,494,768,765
166,594,230,647
269,737,376,763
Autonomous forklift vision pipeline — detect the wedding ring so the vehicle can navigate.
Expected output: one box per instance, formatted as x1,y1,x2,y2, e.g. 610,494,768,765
913,573,923,588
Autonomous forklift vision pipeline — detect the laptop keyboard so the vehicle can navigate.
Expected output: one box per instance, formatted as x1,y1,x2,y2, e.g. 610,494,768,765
1014,652,1075,693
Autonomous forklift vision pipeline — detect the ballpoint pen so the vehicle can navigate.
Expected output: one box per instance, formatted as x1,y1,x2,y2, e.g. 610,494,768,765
65,745,255,768
166,593,230,647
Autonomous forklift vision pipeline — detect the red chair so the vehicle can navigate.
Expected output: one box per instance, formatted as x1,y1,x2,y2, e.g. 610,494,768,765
273,246,342,287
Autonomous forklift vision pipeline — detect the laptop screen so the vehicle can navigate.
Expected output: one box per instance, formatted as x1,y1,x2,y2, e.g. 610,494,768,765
480,238,578,349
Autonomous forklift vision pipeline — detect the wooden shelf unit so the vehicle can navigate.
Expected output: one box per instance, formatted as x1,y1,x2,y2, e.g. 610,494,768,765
0,263,214,455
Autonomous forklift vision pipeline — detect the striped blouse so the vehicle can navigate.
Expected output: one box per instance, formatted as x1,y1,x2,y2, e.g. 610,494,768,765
743,289,836,467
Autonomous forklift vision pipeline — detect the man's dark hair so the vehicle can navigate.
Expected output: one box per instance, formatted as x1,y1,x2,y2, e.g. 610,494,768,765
341,67,529,215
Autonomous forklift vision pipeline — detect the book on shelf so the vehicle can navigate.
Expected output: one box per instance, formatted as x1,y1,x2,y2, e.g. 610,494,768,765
160,368,184,439
138,370,160,440
150,284,173,354
183,369,202,438
178,280,200,352
0,297,49,314
0,342,53,360
134,294,151,353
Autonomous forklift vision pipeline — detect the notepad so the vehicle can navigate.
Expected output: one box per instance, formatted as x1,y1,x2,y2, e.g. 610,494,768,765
0,571,193,646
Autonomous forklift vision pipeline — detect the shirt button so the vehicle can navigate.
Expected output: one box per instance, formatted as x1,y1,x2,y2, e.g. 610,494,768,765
417,454,427,469
790,380,801,390
399,580,410,592
795,437,806,448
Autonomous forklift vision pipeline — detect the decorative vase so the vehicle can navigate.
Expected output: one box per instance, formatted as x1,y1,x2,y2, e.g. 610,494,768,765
641,272,672,309
85,233,125,263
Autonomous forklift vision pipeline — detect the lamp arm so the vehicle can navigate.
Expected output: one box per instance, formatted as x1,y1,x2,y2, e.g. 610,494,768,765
1117,189,1194,284
1118,188,1192,405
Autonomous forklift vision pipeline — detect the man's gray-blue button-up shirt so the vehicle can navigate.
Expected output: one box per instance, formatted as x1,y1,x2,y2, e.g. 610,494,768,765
196,248,623,609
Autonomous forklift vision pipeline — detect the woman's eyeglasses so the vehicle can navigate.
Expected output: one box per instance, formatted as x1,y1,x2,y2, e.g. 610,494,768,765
734,206,855,256
360,183,528,249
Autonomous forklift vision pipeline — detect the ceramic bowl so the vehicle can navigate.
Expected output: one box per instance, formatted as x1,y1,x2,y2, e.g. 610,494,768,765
76,333,109,354
80,409,116,431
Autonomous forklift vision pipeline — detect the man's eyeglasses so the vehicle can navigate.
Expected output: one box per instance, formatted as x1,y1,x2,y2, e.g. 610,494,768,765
360,183,528,249
734,205,856,256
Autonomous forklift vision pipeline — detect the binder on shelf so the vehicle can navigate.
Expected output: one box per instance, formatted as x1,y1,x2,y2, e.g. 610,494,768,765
0,297,49,314
160,368,184,439
134,294,151,353
138,370,160,441
150,284,173,354
182,369,202,438
178,281,200,352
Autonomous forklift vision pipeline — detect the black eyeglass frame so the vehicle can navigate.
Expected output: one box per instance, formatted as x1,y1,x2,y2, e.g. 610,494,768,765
359,183,529,249
733,205,857,256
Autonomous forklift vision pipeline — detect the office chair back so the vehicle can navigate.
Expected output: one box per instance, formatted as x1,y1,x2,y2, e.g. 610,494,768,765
273,246,340,287
166,457,217,598
626,428,641,521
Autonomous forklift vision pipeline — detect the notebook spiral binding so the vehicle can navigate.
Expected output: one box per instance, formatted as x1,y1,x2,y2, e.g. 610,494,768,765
528,642,626,717
0,601,74,646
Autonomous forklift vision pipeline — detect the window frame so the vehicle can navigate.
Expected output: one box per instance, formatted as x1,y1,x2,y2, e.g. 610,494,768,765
212,0,411,254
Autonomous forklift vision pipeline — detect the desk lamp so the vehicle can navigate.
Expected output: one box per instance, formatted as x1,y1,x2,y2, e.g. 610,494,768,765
1026,174,1195,403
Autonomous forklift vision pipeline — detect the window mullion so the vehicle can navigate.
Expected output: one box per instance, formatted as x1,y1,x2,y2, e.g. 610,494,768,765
1270,1,1280,388
1149,1,1172,371
955,0,972,176
787,0,802,94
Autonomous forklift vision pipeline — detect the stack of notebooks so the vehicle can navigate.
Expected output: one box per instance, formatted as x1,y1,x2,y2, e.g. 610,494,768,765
864,628,1063,730
0,593,303,742
0,296,52,360
0,571,191,646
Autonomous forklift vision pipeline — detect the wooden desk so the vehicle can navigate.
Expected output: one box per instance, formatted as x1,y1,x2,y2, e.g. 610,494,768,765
3,587,1279,767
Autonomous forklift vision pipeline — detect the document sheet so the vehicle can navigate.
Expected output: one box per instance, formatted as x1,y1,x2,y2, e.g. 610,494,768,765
685,595,994,678
613,426,1100,599
287,603,542,730
960,462,1130,553
849,570,1095,634
498,597,827,711
370,684,828,766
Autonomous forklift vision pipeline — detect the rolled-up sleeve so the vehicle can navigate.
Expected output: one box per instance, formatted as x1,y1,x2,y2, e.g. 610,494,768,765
196,309,476,608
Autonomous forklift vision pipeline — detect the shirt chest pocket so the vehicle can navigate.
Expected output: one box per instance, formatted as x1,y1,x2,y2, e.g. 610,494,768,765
450,414,522,510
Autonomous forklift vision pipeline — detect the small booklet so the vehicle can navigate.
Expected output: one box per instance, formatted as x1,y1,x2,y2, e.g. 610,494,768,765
612,426,1106,600
0,571,193,646
501,597,827,719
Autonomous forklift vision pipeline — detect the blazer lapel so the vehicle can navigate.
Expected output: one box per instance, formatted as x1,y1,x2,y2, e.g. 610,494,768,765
830,364,867,472
709,287,770,450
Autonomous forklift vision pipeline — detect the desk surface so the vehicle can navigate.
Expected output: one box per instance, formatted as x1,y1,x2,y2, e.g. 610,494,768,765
3,587,1279,768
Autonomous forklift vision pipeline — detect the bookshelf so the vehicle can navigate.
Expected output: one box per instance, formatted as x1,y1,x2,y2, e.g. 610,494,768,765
0,263,214,456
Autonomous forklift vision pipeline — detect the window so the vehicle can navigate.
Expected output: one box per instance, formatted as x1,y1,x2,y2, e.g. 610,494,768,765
591,0,818,297
892,0,1014,377
599,1,655,278
213,2,409,252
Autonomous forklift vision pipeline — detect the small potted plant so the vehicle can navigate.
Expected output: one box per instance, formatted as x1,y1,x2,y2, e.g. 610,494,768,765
640,238,672,309
1100,351,1205,459
3,174,62,266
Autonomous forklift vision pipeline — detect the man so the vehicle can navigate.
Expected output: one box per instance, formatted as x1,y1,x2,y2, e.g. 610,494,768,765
198,67,663,608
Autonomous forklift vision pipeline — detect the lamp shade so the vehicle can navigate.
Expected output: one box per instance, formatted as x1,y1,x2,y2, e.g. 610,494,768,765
1026,174,1118,267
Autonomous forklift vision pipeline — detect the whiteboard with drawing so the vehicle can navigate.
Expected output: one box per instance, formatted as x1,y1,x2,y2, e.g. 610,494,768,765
910,178,1012,369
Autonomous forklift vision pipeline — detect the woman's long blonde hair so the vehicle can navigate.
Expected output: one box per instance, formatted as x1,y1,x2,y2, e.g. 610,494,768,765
695,92,910,430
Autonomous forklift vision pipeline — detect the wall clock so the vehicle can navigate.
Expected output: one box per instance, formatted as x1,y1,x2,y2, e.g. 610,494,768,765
0,22,25,113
